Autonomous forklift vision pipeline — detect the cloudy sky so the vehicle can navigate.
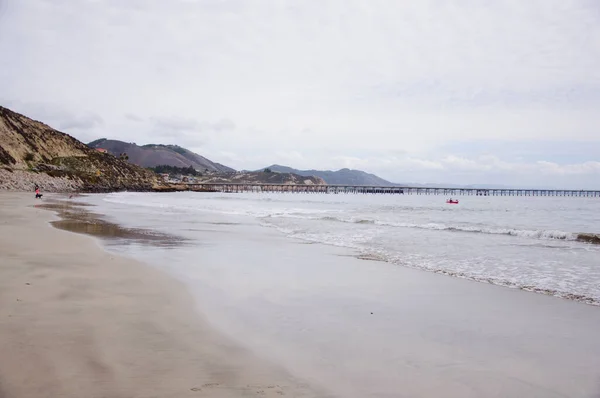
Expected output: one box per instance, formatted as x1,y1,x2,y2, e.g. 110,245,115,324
1,0,599,187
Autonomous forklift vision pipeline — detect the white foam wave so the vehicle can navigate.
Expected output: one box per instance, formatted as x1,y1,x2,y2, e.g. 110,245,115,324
103,194,338,219
104,193,578,242
374,221,577,241
269,214,578,242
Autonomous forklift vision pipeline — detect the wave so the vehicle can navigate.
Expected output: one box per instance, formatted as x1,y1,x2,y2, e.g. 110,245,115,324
103,195,339,220
373,253,600,306
259,224,600,305
104,193,599,245
266,214,598,243
381,221,599,244
393,223,578,241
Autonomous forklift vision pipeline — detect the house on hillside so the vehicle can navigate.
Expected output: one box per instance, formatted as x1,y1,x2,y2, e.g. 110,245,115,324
95,148,108,153
169,175,183,183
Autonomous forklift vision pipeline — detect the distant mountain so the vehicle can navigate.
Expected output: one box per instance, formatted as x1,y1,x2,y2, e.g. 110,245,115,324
197,170,326,185
392,182,559,190
261,164,395,186
259,165,556,189
88,139,234,173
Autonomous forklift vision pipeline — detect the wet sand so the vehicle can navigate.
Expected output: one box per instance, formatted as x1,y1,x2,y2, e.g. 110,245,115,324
116,203,600,398
36,198,185,247
0,193,323,398
4,192,600,398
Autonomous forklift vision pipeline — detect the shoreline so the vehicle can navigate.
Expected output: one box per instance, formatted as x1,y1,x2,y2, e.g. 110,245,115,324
35,197,187,248
0,192,322,398
41,192,600,306
111,196,600,398
4,192,600,397
54,191,599,308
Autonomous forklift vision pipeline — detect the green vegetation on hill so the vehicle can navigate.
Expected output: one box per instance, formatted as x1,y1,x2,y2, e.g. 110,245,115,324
196,170,326,185
141,144,186,155
88,138,107,147
148,165,200,176
167,145,187,155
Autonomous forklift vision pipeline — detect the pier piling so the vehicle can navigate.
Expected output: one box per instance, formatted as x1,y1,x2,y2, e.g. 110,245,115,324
183,183,599,198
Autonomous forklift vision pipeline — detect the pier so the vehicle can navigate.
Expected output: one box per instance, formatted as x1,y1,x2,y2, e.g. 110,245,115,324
185,183,600,197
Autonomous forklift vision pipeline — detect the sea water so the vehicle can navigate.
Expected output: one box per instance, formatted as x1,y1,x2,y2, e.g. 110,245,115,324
93,191,600,304
79,192,600,397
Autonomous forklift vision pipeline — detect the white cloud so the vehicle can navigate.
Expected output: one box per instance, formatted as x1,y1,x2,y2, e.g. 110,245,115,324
124,113,143,122
1,0,599,186
536,160,600,176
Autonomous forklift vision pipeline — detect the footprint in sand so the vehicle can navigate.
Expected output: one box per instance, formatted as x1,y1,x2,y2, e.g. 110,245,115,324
190,383,221,393
246,384,287,396
191,382,292,396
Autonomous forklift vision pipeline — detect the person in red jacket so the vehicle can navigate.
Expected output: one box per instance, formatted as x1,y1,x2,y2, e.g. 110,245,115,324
35,187,43,199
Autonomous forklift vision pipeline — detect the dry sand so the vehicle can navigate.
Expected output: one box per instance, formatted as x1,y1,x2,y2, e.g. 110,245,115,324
0,193,322,398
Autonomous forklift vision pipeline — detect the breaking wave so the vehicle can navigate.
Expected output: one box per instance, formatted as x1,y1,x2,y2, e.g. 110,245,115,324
268,214,597,243
375,221,579,241
100,192,600,305
104,193,599,245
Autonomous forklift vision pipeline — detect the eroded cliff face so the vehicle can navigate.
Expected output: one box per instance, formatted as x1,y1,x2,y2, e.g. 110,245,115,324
0,106,159,192
0,107,90,167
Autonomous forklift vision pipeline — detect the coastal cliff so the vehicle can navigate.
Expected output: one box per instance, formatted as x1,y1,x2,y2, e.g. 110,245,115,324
0,105,326,193
0,106,159,192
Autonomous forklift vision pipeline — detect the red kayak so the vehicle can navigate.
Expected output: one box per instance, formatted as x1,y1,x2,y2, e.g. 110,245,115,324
446,200,459,204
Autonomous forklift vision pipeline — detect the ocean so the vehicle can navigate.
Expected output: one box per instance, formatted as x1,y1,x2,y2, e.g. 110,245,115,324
77,192,600,397
93,191,600,304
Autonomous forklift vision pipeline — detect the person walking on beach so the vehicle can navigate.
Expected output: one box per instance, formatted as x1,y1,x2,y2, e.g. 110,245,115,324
35,186,42,199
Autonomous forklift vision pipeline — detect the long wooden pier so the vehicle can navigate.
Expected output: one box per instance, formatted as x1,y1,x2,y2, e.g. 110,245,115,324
185,183,600,197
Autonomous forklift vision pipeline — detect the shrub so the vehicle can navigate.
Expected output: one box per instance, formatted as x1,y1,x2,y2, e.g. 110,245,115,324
149,164,200,176
24,152,35,162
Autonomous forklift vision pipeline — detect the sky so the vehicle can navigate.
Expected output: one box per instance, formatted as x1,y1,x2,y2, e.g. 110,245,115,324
1,0,600,188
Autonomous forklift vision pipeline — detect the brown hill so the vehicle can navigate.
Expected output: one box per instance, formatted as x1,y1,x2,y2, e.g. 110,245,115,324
262,164,396,185
196,171,326,185
0,106,159,192
88,139,234,172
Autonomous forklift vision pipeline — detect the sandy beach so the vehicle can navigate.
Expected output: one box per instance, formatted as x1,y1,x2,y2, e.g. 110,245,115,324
3,192,600,398
0,193,320,398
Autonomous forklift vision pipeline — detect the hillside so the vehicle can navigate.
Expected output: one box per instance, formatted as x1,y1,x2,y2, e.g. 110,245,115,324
262,165,395,185
196,171,326,185
0,106,159,192
88,139,234,173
